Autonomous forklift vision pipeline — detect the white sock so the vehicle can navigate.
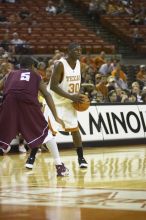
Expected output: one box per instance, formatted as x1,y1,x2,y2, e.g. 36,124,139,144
46,138,62,165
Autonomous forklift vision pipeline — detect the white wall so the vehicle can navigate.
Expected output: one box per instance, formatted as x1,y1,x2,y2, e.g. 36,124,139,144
11,104,146,145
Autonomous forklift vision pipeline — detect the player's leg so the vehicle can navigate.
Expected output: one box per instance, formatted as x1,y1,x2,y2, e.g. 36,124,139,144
56,103,88,168
19,101,48,168
45,137,69,176
71,130,88,168
26,137,69,176
0,145,11,156
25,147,38,169
0,94,18,155
44,105,69,176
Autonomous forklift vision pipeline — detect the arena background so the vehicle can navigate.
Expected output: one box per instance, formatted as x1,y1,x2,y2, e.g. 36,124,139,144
0,1,146,220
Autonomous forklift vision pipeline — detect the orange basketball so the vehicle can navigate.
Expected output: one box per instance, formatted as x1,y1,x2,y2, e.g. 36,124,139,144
72,95,90,111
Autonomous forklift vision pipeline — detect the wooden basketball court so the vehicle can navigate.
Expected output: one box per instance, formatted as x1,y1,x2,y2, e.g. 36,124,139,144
0,145,146,220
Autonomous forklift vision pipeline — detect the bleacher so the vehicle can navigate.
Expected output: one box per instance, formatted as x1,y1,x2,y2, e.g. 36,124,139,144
70,0,146,55
0,0,116,54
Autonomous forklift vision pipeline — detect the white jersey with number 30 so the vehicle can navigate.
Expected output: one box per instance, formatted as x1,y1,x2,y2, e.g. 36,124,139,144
51,57,81,105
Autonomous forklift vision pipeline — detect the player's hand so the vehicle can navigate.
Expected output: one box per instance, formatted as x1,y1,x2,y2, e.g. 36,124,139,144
56,117,65,129
71,94,85,103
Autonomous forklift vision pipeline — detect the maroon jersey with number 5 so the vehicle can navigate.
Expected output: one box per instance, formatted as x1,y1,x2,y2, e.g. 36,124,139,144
0,69,49,150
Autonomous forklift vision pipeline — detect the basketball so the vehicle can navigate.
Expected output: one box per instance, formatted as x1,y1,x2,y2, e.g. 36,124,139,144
72,94,90,111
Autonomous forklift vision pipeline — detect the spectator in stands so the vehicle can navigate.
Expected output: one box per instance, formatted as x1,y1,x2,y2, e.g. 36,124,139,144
18,6,32,21
141,91,146,103
81,63,89,82
131,85,142,102
0,47,5,56
115,87,124,102
136,65,146,89
113,73,128,90
45,52,64,83
115,88,132,103
82,66,94,83
37,61,47,82
94,51,106,71
87,65,96,81
142,86,146,93
128,93,137,103
111,58,120,70
95,0,106,18
111,64,127,81
88,0,97,20
84,66,94,84
107,1,117,15
94,73,101,84
1,53,13,75
111,64,128,90
0,32,11,52
106,76,117,92
107,90,118,103
56,0,66,14
95,74,108,100
96,90,105,103
81,81,94,101
87,73,102,101
52,50,64,62
121,0,133,6
120,89,130,103
91,90,105,103
45,1,57,15
99,59,113,76
10,32,27,54
81,52,95,71
130,14,144,25
132,28,144,45
124,3,134,15
131,81,140,89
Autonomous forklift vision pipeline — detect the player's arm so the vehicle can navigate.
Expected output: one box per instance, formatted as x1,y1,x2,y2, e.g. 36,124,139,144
0,74,8,90
39,79,65,128
50,62,83,103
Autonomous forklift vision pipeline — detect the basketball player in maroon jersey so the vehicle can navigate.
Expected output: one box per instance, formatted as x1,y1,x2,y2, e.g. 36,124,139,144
0,56,69,176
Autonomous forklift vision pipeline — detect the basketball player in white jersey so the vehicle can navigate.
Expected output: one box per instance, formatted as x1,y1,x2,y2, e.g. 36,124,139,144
49,42,88,168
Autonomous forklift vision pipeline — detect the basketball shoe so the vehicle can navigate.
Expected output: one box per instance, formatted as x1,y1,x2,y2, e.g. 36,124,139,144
19,145,27,153
56,163,69,177
25,157,35,169
78,157,88,168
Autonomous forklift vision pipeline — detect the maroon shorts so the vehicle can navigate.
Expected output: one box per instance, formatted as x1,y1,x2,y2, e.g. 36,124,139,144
0,93,48,150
